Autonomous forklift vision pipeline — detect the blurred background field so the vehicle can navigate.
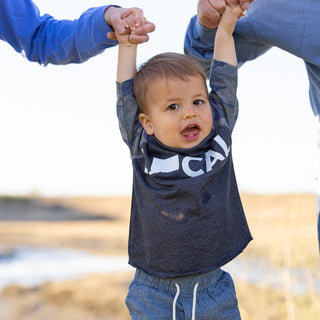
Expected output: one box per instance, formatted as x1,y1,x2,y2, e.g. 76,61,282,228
1,1,319,319
0,193,319,320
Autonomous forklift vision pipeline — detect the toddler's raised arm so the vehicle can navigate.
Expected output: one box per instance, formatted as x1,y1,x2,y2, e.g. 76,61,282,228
214,4,243,66
113,8,154,82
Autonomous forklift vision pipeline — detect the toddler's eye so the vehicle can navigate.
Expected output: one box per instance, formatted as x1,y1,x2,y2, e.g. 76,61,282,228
193,99,203,106
168,103,179,111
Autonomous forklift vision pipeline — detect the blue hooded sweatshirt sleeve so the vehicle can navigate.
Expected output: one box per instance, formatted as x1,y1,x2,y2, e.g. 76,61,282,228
0,0,118,65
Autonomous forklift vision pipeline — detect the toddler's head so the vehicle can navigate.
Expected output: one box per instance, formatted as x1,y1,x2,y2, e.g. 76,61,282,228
134,53,213,149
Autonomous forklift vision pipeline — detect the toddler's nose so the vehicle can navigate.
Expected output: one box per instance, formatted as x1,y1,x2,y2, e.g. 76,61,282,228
183,107,197,120
183,105,197,120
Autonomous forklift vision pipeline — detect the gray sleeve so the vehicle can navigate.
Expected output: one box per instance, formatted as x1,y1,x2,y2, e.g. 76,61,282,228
209,60,239,132
116,80,143,156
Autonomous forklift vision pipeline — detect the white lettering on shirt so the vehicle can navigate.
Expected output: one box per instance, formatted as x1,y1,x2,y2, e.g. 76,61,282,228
148,155,179,175
146,135,229,177
205,150,225,173
182,157,204,177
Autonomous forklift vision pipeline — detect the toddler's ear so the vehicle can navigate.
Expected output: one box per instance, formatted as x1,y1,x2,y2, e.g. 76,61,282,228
139,113,154,135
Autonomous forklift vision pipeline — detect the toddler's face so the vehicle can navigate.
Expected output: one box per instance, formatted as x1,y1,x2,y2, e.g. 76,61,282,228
139,76,213,149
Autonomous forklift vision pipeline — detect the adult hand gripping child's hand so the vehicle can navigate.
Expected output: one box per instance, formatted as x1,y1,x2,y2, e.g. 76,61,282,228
218,4,243,35
113,7,155,83
105,7,155,44
197,0,254,29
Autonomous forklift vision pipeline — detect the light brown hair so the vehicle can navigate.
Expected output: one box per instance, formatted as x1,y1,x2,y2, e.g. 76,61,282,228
133,52,207,113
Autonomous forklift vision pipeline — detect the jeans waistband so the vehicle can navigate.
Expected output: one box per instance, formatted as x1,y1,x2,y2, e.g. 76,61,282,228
134,268,223,295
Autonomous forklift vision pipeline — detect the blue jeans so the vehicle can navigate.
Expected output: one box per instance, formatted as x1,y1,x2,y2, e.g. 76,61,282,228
317,195,320,251
125,268,241,320
317,116,320,252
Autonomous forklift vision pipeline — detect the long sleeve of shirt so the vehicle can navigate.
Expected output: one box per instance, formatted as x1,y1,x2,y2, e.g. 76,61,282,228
209,60,238,132
184,15,271,77
116,79,143,156
0,0,118,65
184,0,320,116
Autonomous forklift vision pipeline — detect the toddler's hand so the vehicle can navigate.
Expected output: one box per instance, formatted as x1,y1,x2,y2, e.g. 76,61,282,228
121,8,146,32
219,4,243,34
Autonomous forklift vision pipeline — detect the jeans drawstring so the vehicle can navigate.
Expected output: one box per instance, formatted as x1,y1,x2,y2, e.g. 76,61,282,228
173,283,180,320
172,282,199,320
192,282,199,320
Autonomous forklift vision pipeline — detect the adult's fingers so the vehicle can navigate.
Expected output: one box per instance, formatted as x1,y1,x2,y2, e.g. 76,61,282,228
106,31,117,41
129,34,150,44
132,21,156,36
237,0,254,11
121,8,145,31
107,21,155,43
197,0,226,29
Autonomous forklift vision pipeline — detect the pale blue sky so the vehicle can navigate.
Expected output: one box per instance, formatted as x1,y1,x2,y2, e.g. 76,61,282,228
0,0,317,196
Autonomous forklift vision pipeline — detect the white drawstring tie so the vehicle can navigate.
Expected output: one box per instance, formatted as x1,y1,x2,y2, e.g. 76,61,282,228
192,282,199,320
172,282,199,320
173,283,180,320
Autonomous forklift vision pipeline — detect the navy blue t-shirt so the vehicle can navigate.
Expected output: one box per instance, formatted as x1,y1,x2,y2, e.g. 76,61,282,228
117,59,252,277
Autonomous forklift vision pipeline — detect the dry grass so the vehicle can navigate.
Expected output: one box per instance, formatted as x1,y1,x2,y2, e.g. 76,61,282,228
236,281,320,320
0,196,131,255
1,272,133,320
1,194,320,319
241,194,319,269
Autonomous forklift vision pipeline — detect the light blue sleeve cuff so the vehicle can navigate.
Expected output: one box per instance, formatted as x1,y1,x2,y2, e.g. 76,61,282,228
92,5,119,47
194,17,217,42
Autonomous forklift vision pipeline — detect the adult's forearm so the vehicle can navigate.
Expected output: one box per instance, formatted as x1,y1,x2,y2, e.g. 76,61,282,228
184,15,216,77
184,15,271,75
26,6,118,65
0,0,118,65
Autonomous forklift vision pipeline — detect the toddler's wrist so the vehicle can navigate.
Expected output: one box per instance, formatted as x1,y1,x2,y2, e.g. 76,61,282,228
118,42,137,49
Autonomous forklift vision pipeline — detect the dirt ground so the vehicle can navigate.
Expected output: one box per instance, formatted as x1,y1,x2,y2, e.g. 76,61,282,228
0,194,320,319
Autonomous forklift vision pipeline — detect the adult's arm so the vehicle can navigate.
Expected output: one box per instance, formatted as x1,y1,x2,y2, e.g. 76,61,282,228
0,0,118,65
196,0,254,29
184,15,271,78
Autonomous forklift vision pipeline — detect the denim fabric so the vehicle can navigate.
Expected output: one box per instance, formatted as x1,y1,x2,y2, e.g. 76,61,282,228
317,116,320,252
125,268,241,320
317,195,320,252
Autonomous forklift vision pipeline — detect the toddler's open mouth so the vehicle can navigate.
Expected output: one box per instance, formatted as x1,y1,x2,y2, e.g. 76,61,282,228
181,124,200,140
